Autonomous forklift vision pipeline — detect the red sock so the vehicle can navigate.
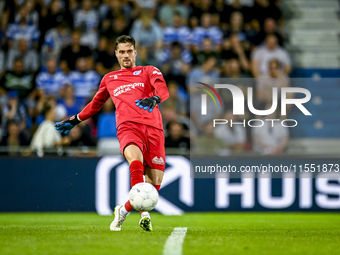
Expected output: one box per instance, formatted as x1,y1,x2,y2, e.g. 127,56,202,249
125,160,144,212
153,184,161,191
130,160,144,187
124,200,134,212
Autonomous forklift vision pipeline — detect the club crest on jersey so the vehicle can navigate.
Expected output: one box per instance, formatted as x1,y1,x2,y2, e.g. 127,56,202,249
152,156,165,165
133,70,142,75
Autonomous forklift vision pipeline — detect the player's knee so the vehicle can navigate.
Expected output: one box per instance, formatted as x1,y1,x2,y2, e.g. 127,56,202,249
124,145,143,164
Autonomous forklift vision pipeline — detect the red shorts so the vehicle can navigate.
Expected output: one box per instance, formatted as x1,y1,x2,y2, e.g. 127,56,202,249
117,121,166,171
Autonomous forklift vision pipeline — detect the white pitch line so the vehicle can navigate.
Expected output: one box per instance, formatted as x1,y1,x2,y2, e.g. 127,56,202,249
163,227,188,255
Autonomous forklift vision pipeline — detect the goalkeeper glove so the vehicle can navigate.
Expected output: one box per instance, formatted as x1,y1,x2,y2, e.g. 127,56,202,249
55,115,81,135
135,96,161,113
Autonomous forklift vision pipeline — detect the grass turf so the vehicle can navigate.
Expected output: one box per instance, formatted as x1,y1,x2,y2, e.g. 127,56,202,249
0,213,339,255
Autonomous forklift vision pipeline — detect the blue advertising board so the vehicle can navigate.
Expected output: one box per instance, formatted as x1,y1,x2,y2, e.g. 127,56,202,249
0,156,339,214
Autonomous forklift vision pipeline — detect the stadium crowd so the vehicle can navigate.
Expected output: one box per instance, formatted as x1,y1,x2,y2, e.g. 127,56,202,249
0,0,291,156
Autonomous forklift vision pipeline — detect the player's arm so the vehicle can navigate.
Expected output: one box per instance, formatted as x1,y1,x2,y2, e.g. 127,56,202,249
55,77,110,134
135,67,169,113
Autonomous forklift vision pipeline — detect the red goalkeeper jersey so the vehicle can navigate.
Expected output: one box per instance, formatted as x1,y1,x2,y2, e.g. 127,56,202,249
78,66,169,130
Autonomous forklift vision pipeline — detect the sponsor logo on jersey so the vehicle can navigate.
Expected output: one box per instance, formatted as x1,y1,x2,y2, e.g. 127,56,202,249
152,156,165,165
133,70,142,75
113,83,145,97
109,74,121,79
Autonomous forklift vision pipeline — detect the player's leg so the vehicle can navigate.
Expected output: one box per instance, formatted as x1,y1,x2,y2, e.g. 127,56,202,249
138,167,164,231
144,167,164,191
139,159,164,231
110,144,145,231
122,144,145,210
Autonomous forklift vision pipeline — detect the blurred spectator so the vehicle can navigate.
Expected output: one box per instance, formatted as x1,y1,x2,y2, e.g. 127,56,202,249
193,37,219,66
40,0,73,37
1,91,27,136
67,57,100,104
252,110,289,155
188,0,201,28
219,58,253,102
130,12,163,50
223,0,252,27
191,13,223,52
223,12,248,42
63,124,96,147
41,20,71,65
101,0,121,26
6,6,40,49
136,46,156,66
97,99,117,139
34,95,67,126
102,0,134,29
190,91,222,135
59,29,92,73
199,0,218,14
95,37,118,75
6,38,39,73
221,33,250,72
165,121,190,150
163,12,191,47
214,108,247,153
160,81,187,116
36,58,67,97
252,0,282,27
161,106,190,137
1,0,16,35
0,58,36,101
188,57,222,133
0,121,30,155
74,0,99,49
159,0,189,27
251,34,291,77
252,17,284,46
194,121,229,156
100,15,130,40
214,0,228,28
186,56,219,87
30,100,61,156
58,84,82,117
15,0,39,27
68,0,80,15
189,0,217,24
220,58,250,79
160,42,192,88
256,59,289,101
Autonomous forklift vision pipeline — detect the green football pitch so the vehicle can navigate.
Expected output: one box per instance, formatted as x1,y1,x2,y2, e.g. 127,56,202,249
0,213,339,255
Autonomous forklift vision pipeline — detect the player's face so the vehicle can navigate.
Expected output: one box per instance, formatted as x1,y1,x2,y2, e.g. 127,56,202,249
115,43,137,69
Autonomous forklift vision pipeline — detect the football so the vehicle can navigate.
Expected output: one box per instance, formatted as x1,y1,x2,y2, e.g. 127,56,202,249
129,183,159,212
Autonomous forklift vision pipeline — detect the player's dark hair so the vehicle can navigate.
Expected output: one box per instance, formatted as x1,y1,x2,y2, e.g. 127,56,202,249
115,35,136,50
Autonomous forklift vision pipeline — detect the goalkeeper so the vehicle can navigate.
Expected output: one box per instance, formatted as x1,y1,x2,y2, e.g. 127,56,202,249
55,35,169,232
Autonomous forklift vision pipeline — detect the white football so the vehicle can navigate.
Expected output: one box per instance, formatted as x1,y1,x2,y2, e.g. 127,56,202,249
129,183,159,212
